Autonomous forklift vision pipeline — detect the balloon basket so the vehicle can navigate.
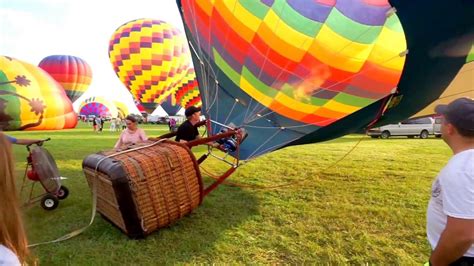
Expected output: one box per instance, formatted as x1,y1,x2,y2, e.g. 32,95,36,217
82,140,203,239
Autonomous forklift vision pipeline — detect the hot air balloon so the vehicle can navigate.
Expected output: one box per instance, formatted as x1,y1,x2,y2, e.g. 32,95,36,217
134,99,147,114
108,18,191,114
113,100,130,119
177,0,474,160
79,96,118,118
159,94,181,116
174,68,202,109
0,56,77,131
38,55,93,103
411,45,474,118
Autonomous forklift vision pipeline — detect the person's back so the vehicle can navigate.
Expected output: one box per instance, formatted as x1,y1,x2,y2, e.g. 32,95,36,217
426,98,474,265
175,119,198,142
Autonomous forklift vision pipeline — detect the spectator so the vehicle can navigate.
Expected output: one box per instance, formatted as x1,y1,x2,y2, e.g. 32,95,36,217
426,97,474,265
114,115,148,148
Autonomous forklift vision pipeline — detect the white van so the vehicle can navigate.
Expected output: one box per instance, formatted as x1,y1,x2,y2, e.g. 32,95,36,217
367,117,442,139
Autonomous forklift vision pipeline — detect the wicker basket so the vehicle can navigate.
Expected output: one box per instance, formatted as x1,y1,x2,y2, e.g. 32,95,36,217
82,140,203,238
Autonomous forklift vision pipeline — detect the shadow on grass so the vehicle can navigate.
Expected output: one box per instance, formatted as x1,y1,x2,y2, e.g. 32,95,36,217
26,181,259,265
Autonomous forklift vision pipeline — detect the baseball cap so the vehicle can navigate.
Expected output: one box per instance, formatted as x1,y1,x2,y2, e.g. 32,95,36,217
185,106,201,117
435,97,474,131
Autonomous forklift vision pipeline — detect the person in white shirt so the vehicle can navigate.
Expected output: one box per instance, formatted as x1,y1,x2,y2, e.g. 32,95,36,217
0,133,29,265
426,97,474,265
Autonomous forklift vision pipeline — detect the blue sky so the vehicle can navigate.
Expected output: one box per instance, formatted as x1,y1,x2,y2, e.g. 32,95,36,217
0,0,186,114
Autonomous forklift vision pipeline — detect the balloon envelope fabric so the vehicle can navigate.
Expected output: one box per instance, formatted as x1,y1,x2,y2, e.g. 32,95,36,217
38,55,93,103
178,0,407,160
114,100,130,118
109,19,191,111
79,96,118,118
174,68,202,109
0,56,77,131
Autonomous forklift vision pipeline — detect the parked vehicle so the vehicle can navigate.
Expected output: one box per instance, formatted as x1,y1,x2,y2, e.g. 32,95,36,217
147,115,169,124
367,117,442,139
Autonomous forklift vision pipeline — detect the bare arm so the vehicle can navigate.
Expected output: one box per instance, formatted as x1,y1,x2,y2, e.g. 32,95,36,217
114,133,124,148
15,139,41,145
430,216,474,265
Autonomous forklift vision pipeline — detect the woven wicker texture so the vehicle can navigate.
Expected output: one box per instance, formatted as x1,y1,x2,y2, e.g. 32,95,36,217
83,140,202,236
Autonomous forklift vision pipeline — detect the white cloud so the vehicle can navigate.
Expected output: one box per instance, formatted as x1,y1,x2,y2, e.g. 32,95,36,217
2,0,188,115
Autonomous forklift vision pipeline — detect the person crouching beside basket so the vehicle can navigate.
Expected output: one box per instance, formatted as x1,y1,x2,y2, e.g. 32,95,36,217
114,115,148,149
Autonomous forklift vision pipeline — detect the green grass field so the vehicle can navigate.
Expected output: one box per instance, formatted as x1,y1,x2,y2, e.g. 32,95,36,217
7,122,451,265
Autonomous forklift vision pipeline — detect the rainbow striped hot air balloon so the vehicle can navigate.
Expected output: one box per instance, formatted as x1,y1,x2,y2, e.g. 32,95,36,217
178,0,409,160
79,96,118,118
108,19,191,113
0,56,77,131
173,68,201,109
38,55,93,103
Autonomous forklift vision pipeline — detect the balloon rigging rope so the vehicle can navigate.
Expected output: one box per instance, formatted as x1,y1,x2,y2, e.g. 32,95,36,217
203,134,368,190
436,90,474,100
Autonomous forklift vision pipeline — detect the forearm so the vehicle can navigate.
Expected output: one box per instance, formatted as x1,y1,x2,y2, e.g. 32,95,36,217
430,230,473,265
15,139,39,145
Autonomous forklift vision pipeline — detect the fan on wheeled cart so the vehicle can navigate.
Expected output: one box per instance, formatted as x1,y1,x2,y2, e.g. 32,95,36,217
21,138,69,210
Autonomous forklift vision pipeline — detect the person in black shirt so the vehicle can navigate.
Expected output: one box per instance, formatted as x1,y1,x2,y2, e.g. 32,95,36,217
175,106,201,143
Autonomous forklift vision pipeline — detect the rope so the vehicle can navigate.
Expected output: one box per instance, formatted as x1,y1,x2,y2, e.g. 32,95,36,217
201,134,367,190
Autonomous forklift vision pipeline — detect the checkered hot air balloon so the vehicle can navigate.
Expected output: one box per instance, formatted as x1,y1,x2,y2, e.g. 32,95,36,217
79,96,118,118
108,18,191,114
38,55,92,103
173,68,201,109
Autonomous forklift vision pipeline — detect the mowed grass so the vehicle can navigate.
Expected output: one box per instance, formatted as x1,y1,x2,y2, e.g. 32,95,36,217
7,122,450,265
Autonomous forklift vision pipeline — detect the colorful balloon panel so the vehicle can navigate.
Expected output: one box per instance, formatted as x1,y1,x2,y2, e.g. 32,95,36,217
79,96,118,118
174,68,202,109
113,100,129,118
160,94,181,116
0,56,77,131
411,60,474,118
38,55,92,103
108,19,191,109
178,0,409,159
181,0,406,127
134,99,147,114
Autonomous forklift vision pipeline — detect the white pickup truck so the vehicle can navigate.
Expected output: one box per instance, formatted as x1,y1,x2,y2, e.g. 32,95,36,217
367,117,442,139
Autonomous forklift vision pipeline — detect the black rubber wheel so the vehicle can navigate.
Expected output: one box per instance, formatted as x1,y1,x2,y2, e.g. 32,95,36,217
41,194,59,210
370,136,378,139
435,134,442,138
408,135,415,139
380,131,390,139
420,130,429,139
57,185,69,200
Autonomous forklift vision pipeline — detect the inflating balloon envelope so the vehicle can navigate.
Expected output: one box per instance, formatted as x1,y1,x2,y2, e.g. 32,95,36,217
0,56,77,131
177,0,474,161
